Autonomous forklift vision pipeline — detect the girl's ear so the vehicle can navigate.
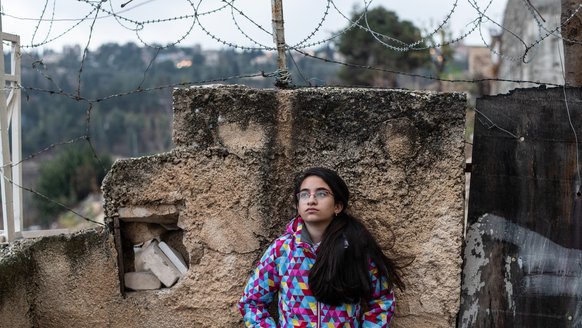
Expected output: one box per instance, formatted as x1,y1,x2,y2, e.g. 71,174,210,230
334,202,344,215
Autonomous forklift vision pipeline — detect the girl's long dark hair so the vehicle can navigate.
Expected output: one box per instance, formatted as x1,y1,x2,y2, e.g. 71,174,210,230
293,167,406,306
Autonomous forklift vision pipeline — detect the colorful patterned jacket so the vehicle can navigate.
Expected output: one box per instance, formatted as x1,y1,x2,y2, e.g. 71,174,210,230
238,217,395,327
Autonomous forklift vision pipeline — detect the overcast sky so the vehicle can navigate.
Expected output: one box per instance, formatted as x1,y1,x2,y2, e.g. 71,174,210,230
1,0,509,51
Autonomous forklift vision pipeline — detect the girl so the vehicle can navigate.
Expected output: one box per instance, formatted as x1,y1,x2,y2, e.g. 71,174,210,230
238,167,405,327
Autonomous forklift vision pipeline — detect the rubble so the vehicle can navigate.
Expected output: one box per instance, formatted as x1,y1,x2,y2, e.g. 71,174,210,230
124,272,162,291
129,239,188,289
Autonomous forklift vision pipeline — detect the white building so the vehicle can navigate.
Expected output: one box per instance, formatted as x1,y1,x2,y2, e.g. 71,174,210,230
493,0,564,94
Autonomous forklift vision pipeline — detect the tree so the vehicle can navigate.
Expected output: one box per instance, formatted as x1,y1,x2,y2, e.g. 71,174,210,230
335,7,430,87
425,24,455,91
33,144,112,227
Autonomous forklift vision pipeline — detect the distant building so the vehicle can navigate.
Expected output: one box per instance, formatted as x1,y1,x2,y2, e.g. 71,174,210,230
40,51,64,64
468,46,496,79
156,50,188,64
202,50,221,66
492,0,563,94
250,52,275,66
412,41,497,99
467,45,498,96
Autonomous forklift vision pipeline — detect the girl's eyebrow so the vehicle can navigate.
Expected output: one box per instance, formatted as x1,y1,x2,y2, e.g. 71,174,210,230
299,187,331,192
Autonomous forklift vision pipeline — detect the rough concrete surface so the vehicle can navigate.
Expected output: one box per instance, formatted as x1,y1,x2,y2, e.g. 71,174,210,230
0,229,119,328
0,85,466,328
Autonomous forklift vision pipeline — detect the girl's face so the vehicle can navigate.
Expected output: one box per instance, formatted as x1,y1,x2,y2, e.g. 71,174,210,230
297,176,343,226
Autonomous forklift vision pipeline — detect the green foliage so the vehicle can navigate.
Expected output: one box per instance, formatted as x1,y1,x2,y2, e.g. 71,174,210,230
33,144,112,227
335,6,431,87
22,44,267,157
20,42,343,159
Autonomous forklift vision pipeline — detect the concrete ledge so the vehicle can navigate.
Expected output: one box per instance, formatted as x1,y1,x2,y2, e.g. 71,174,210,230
21,229,69,239
118,205,179,225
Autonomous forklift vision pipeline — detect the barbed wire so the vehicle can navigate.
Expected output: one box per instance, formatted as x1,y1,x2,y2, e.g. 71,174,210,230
30,0,55,46
0,69,275,232
291,0,331,49
77,1,103,98
226,0,273,50
524,0,582,46
0,0,580,233
5,1,581,59
16,71,274,103
557,33,581,190
24,6,99,48
135,0,198,49
3,166,106,227
289,46,563,87
473,0,582,63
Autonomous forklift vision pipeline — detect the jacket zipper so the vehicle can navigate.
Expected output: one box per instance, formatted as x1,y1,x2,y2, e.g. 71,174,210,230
306,236,321,328
317,301,321,328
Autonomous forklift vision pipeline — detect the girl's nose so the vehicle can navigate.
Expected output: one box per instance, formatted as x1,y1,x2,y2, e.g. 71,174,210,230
307,194,317,204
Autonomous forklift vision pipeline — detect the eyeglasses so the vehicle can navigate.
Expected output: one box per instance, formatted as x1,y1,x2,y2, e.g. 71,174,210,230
296,190,333,201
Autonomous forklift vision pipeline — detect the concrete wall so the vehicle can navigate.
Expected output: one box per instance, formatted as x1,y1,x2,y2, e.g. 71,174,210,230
0,85,466,327
0,230,120,327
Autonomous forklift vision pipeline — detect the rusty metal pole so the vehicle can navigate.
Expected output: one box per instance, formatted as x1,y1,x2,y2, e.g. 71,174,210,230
271,0,291,88
562,0,582,86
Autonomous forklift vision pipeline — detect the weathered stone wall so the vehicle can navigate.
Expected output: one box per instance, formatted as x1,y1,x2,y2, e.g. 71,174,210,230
0,85,466,328
0,230,120,328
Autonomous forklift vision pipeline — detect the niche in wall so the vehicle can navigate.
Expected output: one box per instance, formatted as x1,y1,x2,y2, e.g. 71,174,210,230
116,204,189,292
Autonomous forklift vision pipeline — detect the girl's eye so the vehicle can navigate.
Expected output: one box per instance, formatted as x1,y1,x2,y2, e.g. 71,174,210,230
315,191,328,199
298,191,310,199
297,190,332,200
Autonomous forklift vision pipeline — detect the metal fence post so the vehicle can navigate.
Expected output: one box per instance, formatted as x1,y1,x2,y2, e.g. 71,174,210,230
0,7,23,242
271,0,291,88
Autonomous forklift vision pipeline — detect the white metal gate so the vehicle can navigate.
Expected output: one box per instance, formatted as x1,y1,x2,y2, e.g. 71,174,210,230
0,30,23,243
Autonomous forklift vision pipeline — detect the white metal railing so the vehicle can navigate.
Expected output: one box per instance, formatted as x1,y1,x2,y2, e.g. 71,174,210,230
0,30,23,243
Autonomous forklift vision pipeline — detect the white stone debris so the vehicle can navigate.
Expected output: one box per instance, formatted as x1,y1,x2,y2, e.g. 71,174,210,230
133,239,187,288
124,271,162,291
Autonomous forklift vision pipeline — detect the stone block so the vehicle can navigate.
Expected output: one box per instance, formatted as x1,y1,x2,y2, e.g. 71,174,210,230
158,241,188,274
136,240,183,287
122,222,168,245
134,245,146,272
118,205,179,225
124,271,162,291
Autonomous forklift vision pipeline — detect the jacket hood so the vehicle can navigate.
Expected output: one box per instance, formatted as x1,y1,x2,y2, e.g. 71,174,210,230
285,216,314,248
285,216,302,235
